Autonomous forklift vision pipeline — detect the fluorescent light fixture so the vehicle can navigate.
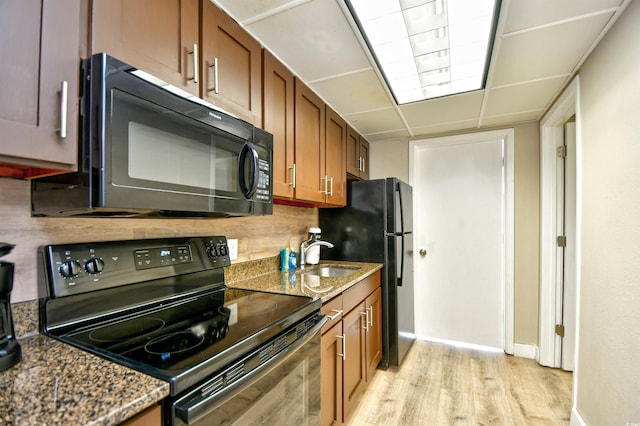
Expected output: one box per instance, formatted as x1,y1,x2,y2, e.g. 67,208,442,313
348,0,498,104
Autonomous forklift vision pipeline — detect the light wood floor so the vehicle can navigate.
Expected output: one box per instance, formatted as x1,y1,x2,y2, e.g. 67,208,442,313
348,340,573,425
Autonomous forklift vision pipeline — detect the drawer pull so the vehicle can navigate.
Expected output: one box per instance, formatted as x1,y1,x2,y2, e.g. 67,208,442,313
326,309,343,320
361,311,369,331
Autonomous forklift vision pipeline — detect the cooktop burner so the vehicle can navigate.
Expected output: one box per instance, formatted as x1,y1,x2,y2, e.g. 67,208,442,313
89,317,166,343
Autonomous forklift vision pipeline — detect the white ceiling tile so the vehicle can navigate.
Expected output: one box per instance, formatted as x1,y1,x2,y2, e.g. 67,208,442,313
343,108,406,135
480,110,542,127
309,70,393,114
212,0,302,23
399,91,484,127
365,129,412,142
504,0,621,33
410,119,481,137
243,0,371,82
484,76,567,116
491,12,613,86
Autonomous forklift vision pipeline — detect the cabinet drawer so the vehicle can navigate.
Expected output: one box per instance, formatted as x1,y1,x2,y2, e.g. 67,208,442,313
321,294,343,334
343,270,380,314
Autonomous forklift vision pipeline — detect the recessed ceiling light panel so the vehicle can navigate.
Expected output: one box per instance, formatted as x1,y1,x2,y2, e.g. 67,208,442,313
347,0,499,104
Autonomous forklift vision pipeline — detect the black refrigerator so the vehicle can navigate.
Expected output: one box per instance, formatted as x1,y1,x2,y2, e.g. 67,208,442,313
319,177,415,368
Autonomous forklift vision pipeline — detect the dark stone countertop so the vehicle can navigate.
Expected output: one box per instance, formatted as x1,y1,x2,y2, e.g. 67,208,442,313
0,259,381,425
226,260,384,303
0,334,168,426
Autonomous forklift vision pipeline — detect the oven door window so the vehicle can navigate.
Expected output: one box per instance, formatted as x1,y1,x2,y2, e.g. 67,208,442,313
109,89,244,198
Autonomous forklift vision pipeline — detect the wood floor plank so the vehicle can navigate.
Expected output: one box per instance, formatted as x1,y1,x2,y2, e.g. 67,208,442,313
347,340,572,426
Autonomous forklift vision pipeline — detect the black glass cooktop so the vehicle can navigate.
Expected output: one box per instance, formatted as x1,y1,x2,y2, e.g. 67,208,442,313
52,287,316,392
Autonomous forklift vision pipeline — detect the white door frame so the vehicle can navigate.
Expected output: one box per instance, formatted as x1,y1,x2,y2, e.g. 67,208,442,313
539,77,580,368
409,129,515,354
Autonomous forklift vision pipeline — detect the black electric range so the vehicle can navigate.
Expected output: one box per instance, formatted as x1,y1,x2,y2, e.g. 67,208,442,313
39,237,323,410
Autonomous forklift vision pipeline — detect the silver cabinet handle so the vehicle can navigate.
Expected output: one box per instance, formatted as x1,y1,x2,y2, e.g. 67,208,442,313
362,157,366,174
336,334,346,360
367,306,373,327
329,176,334,196
321,175,329,194
189,44,198,84
358,156,362,172
361,311,369,331
288,164,296,188
327,309,343,320
57,81,68,139
209,57,219,93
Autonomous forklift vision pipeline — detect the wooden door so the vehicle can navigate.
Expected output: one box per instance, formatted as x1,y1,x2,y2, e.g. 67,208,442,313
0,0,80,177
201,1,262,125
359,137,370,180
263,49,295,199
342,303,367,423
346,126,360,177
324,106,347,206
294,79,325,203
92,0,199,97
321,322,344,426
365,287,382,381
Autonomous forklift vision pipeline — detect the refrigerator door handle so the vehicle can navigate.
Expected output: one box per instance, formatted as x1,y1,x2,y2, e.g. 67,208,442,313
396,183,405,287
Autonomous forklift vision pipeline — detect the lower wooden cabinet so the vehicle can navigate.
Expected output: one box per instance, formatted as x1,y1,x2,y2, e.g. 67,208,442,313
119,404,161,426
320,271,382,426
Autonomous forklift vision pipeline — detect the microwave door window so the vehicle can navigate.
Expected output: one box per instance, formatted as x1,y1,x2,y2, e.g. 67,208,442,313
109,89,243,200
127,122,237,193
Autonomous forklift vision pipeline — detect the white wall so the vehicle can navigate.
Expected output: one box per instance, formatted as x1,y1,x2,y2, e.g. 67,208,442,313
573,0,640,423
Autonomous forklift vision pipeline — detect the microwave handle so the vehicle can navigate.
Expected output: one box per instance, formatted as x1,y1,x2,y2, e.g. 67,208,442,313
238,142,259,198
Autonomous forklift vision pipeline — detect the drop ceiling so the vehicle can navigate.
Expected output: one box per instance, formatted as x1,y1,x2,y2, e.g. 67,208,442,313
211,0,628,142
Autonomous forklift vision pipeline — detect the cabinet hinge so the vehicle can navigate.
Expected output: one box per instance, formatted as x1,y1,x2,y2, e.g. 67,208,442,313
557,145,567,158
555,324,565,337
557,235,567,247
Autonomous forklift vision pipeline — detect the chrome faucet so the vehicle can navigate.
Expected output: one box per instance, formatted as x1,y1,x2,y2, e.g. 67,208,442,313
300,227,334,268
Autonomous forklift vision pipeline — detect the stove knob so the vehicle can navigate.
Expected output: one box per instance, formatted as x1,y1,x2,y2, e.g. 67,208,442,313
206,246,218,259
85,258,105,274
59,260,81,278
219,245,228,256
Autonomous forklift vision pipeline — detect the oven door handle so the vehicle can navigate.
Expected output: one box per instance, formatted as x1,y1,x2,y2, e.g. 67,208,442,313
174,315,327,425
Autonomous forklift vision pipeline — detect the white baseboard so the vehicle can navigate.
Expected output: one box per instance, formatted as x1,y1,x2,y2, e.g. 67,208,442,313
513,343,537,359
571,407,586,426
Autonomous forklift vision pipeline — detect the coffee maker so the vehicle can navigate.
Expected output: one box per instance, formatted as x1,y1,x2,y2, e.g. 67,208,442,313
0,242,21,371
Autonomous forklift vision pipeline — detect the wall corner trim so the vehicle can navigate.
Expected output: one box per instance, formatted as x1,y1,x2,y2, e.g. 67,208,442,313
570,407,587,426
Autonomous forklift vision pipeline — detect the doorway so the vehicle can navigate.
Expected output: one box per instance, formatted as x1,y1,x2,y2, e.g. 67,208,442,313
539,77,579,371
409,129,515,353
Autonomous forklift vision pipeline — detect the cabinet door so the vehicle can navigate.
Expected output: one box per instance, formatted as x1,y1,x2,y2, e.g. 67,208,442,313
0,0,79,177
294,79,325,203
321,322,344,426
324,106,347,206
365,287,383,381
346,126,360,177
201,1,262,125
342,302,367,423
359,136,370,180
92,0,199,97
263,49,295,199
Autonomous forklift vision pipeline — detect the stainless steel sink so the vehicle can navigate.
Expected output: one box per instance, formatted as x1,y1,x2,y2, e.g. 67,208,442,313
301,265,359,278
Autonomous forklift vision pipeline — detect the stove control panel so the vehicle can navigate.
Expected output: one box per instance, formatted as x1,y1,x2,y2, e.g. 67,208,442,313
41,236,231,298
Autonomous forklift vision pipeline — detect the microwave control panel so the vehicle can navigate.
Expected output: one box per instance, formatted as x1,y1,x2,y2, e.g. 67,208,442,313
256,158,271,201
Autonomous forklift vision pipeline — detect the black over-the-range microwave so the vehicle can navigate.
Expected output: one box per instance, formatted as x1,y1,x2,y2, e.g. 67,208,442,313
31,53,273,218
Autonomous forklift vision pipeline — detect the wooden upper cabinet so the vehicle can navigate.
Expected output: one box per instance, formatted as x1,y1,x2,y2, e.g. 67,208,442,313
346,125,370,180
294,78,325,204
201,1,262,125
359,136,370,180
263,49,295,199
0,0,81,178
91,0,200,97
346,126,360,177
324,106,347,206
